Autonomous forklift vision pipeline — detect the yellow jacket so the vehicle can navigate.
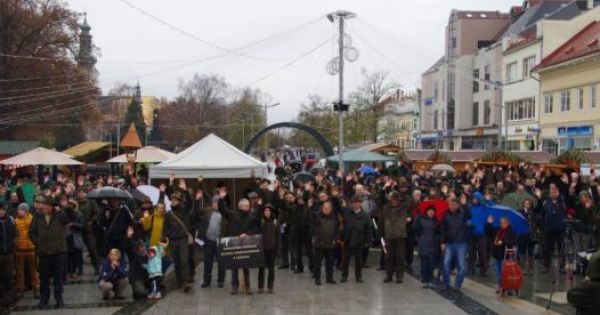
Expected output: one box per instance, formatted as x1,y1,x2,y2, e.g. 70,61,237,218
15,213,35,251
142,211,164,247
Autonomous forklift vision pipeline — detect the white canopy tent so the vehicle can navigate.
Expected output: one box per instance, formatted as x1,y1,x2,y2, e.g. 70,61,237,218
0,147,82,165
149,133,268,179
106,146,176,163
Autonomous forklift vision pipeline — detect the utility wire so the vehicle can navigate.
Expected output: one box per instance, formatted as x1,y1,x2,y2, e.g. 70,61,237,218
119,0,308,62
245,37,333,86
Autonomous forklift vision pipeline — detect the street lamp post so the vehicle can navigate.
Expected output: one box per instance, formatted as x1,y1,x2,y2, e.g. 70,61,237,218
262,102,280,150
326,10,357,173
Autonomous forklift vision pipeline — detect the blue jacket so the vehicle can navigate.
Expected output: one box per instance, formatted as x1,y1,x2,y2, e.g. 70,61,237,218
98,258,128,283
542,197,567,232
143,244,165,278
0,216,16,254
469,192,486,237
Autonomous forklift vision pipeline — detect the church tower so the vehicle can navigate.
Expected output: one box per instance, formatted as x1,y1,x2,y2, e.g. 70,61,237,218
77,13,97,73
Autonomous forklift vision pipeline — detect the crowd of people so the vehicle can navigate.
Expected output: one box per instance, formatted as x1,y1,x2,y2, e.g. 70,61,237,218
0,161,599,313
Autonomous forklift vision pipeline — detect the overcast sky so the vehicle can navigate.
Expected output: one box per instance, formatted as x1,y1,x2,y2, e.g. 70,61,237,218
66,0,517,123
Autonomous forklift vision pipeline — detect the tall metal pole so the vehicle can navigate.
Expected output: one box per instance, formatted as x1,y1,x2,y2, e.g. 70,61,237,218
337,14,347,173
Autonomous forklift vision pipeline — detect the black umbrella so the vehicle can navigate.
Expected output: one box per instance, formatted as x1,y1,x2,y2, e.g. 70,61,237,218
128,188,150,202
293,171,316,184
86,186,133,199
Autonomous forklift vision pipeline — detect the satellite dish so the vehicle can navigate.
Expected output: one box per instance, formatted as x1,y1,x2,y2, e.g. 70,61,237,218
344,47,359,62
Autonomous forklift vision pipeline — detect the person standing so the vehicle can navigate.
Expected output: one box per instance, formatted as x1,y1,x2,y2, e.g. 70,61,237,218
14,203,39,299
486,216,518,294
102,198,133,257
0,201,17,307
541,184,567,273
76,188,100,275
517,198,536,275
29,196,68,309
440,197,472,291
60,196,84,280
197,197,227,288
292,193,314,274
278,191,298,269
312,201,338,286
164,192,193,293
340,196,372,283
132,196,154,243
218,189,260,295
258,204,278,293
468,192,489,276
381,191,412,283
414,206,441,289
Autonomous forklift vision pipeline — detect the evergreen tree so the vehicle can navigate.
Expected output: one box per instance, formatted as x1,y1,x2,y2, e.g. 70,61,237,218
122,84,146,145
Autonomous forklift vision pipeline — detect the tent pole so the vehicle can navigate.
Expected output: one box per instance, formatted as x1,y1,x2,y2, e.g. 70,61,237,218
233,179,236,204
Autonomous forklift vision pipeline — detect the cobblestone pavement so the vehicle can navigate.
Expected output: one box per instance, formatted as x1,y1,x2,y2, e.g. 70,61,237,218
7,249,578,315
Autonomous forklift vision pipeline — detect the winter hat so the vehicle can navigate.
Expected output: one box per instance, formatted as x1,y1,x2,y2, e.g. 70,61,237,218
17,203,29,212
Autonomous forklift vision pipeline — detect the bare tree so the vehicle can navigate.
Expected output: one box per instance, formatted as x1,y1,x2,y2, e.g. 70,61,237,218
350,69,399,143
159,74,229,147
0,0,100,148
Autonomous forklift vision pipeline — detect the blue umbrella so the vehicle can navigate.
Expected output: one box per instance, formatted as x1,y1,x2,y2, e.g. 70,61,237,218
483,204,530,235
357,166,380,176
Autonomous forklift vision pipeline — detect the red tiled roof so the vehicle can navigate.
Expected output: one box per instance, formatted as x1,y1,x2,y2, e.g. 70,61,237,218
538,21,600,69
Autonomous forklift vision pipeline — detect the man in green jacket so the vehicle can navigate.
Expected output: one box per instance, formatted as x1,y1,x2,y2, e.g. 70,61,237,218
29,196,68,309
76,188,100,274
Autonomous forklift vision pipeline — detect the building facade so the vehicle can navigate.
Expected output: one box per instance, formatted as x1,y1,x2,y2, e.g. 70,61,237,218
500,0,594,151
420,10,509,150
536,18,600,154
421,0,599,152
378,89,420,149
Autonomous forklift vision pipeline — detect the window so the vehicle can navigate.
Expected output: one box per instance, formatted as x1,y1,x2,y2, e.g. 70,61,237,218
507,140,520,151
442,79,445,101
544,93,553,114
592,85,597,108
578,88,584,110
506,98,535,121
523,56,536,79
434,82,439,102
472,102,479,126
434,110,438,130
484,100,491,125
473,69,479,93
542,139,557,155
560,90,570,112
484,64,491,90
506,62,517,83
559,137,593,153
451,37,456,48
